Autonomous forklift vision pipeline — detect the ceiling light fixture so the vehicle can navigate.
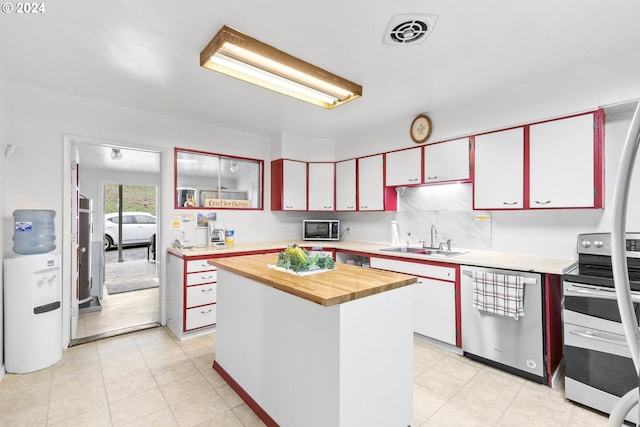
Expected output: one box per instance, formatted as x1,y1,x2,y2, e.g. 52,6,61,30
110,148,123,161
200,25,362,109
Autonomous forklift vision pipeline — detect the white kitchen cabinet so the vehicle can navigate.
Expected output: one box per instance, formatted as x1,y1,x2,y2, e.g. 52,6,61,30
271,159,307,211
335,159,356,211
369,256,457,346
385,147,422,186
308,162,335,211
473,127,525,209
357,154,385,211
167,254,217,339
529,113,598,208
424,138,470,183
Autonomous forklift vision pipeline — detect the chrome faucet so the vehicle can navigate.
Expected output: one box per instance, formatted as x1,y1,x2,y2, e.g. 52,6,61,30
430,224,441,249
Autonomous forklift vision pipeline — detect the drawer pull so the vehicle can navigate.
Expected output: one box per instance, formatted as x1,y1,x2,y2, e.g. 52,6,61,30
201,309,213,315
502,201,519,205
200,275,214,280
534,200,551,205
427,176,438,180
200,288,214,293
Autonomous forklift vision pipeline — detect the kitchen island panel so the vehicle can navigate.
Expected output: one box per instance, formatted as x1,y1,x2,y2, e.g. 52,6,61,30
213,267,414,427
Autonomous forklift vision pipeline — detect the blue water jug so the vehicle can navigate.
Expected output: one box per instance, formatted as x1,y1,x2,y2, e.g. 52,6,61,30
12,209,56,255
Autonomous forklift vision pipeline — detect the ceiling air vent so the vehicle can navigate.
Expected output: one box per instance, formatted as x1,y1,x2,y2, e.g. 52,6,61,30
383,14,438,45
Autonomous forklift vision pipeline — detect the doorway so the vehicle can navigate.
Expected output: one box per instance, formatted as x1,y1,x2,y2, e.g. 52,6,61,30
68,141,163,345
75,184,160,342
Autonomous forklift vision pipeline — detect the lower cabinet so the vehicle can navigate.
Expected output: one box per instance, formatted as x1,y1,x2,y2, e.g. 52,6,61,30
370,256,459,347
168,253,218,339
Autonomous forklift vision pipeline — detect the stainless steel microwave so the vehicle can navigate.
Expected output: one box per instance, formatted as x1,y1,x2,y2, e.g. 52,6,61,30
303,220,340,241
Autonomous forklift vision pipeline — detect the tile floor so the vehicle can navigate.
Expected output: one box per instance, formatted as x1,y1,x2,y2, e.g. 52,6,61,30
76,259,160,340
0,327,610,427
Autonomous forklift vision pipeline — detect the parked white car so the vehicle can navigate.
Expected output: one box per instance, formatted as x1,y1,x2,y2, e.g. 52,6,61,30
104,212,156,250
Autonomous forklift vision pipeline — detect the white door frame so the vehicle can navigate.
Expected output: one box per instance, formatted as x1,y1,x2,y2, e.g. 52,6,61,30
62,134,166,347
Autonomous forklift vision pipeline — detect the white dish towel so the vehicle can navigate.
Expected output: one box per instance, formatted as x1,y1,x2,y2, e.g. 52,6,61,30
472,272,532,319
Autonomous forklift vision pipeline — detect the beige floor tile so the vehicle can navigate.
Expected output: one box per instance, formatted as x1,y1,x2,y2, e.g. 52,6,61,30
159,372,214,406
47,384,109,425
170,389,232,426
413,383,448,419
568,404,609,425
0,403,49,426
49,368,105,401
108,387,169,426
51,353,101,381
195,409,245,427
151,358,200,386
0,383,50,418
49,405,113,427
100,353,150,385
414,368,467,399
432,354,482,383
121,407,178,427
0,368,52,395
448,381,513,424
509,381,574,424
232,403,268,427
425,399,497,426
191,352,217,372
142,345,190,370
215,382,245,409
464,365,525,401
104,370,158,403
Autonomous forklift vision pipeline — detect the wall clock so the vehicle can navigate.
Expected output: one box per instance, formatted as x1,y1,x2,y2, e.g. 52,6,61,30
410,114,432,144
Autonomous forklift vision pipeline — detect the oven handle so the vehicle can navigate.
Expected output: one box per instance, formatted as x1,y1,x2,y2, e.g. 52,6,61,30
564,285,640,303
569,329,630,347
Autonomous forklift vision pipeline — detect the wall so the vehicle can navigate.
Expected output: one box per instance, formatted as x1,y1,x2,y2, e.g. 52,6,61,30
0,64,7,380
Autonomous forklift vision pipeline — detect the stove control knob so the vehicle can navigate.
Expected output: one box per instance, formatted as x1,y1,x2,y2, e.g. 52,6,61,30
581,240,591,248
594,240,604,248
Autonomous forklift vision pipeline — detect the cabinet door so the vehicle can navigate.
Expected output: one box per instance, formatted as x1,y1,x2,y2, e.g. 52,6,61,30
424,138,470,183
385,147,422,186
357,154,384,211
473,128,524,209
308,162,335,211
529,113,596,208
335,159,356,211
283,160,307,210
414,278,456,345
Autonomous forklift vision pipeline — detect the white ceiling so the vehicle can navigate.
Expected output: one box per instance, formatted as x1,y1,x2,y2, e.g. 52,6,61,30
2,0,640,142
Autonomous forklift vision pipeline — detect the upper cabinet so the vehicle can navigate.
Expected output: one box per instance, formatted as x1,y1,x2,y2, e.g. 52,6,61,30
271,159,307,211
472,110,604,210
529,112,603,209
473,128,525,210
358,154,386,211
175,148,264,210
423,138,470,184
385,147,422,186
335,159,356,211
308,162,335,211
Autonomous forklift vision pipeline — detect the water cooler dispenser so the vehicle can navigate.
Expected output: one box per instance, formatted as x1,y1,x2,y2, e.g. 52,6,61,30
3,209,62,373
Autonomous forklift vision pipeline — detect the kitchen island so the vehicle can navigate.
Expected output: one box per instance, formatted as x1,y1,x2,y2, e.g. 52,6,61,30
208,253,417,427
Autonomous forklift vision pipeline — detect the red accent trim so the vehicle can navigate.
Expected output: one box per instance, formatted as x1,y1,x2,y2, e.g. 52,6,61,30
543,274,563,386
523,125,531,209
420,146,425,183
270,159,284,210
454,264,462,348
355,157,361,211
213,361,279,427
593,109,606,208
470,136,477,210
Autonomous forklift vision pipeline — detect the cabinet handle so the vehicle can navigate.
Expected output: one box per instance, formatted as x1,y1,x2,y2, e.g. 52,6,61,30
427,176,438,180
360,205,368,209
201,288,214,293
502,201,519,206
534,200,551,205
408,178,419,182
200,309,213,315
347,205,354,209
324,205,333,209
200,275,214,280
285,205,293,209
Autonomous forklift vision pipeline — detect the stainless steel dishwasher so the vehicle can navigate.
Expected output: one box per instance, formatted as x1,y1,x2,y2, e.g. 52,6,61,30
461,265,546,383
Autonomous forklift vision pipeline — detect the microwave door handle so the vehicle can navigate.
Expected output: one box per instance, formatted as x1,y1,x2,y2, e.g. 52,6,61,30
569,329,630,347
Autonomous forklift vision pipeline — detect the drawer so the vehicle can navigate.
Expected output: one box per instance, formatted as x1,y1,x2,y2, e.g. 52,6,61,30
186,270,217,286
186,283,217,308
370,257,456,281
186,259,217,273
185,304,216,330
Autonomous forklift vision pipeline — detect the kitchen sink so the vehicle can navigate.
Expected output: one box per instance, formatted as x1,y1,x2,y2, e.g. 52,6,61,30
379,246,466,257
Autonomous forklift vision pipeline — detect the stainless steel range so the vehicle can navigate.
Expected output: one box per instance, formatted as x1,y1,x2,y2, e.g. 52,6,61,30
563,232,640,423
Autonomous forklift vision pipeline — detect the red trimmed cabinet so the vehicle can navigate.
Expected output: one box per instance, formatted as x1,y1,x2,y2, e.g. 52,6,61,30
271,159,308,211
167,254,218,339
472,110,605,210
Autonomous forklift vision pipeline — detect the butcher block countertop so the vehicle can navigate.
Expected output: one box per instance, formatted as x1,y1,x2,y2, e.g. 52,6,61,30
208,253,417,307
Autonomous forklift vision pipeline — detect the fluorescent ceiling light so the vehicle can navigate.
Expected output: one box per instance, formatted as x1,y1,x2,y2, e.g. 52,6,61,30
200,25,362,109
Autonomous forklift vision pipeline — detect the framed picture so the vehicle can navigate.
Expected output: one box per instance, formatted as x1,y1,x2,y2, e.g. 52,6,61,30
196,211,217,228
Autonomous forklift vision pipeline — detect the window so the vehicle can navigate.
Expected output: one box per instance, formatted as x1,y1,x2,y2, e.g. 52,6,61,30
174,148,264,210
